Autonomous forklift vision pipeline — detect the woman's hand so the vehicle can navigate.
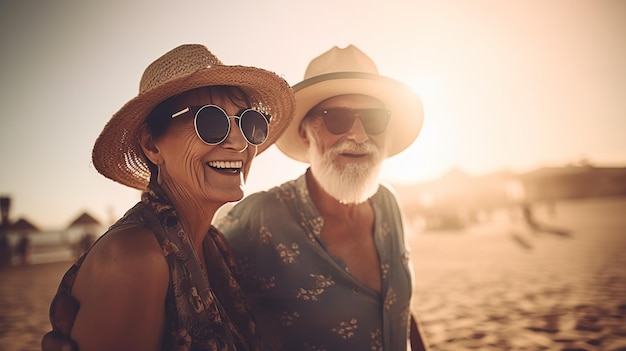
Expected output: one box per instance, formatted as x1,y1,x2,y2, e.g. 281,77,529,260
41,292,80,351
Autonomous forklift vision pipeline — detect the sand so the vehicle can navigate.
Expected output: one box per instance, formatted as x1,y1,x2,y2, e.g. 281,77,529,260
1,197,625,351
410,197,626,350
0,261,71,351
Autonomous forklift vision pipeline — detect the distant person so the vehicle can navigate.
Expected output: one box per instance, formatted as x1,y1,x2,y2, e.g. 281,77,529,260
75,233,95,258
16,234,31,265
217,45,429,350
42,43,295,350
0,235,10,267
521,202,537,228
522,201,571,237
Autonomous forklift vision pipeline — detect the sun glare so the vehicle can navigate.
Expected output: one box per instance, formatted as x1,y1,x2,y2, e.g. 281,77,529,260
382,74,448,185
408,75,441,106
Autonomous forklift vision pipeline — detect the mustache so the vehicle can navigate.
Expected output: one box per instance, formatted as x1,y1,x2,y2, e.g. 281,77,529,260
330,140,376,154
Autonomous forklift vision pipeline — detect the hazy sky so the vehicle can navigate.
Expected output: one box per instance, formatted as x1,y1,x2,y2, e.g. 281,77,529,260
1,0,625,229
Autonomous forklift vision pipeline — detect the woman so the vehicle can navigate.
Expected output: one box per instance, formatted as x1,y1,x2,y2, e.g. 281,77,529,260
46,44,295,351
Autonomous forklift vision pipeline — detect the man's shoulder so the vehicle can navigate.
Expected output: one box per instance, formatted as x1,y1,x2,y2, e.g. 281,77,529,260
217,179,300,239
229,178,299,213
375,183,400,201
373,183,404,215
237,186,281,207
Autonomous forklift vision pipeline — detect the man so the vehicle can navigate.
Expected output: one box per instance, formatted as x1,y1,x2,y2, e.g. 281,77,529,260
42,45,428,351
217,45,428,350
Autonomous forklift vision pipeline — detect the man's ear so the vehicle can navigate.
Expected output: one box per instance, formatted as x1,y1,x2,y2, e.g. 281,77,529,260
138,128,162,165
298,124,311,148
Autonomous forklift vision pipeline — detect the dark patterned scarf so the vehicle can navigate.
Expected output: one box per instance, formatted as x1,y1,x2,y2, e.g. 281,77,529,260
142,185,263,350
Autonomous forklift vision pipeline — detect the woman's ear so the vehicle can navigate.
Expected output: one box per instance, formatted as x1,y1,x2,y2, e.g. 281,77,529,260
138,128,162,165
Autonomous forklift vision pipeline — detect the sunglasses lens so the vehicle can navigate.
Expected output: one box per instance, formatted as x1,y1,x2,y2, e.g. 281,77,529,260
323,109,355,134
360,109,390,135
240,110,269,145
322,108,389,135
195,106,230,144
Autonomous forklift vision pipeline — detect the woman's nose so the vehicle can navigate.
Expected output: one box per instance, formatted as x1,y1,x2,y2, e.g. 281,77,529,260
221,117,249,152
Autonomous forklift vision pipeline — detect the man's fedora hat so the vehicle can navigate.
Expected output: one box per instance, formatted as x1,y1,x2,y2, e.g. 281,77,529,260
276,45,423,162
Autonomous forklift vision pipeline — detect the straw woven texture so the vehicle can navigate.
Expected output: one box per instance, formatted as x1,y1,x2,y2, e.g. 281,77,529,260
92,44,295,190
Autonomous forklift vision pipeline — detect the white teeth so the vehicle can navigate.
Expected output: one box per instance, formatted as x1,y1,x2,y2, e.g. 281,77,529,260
207,161,243,169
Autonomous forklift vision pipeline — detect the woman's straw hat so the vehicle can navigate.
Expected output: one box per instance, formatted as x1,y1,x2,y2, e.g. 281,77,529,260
92,44,295,190
276,45,423,163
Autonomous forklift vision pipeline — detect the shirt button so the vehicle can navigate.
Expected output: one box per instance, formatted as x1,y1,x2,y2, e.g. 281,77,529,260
352,287,360,294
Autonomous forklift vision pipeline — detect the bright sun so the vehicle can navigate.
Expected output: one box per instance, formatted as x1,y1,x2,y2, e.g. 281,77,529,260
381,74,449,185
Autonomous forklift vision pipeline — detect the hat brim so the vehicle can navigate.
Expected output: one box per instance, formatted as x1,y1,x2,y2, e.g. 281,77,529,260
276,72,423,163
93,65,295,190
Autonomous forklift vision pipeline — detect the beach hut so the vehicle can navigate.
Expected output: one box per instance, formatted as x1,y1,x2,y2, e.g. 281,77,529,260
8,217,40,233
67,212,101,228
66,211,101,256
7,217,40,264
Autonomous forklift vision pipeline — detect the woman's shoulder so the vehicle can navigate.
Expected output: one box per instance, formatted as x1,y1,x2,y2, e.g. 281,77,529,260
94,224,165,268
72,224,168,297
67,224,170,350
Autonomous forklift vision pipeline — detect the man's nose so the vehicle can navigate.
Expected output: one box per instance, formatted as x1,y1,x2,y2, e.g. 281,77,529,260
345,117,369,143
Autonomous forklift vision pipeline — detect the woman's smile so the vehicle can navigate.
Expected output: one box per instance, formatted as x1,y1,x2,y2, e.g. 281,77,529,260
207,160,243,175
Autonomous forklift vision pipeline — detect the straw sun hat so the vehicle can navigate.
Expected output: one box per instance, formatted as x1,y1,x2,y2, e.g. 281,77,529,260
276,45,424,163
92,44,295,191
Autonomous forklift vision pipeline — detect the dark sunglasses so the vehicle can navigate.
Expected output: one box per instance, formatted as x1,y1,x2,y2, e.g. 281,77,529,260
171,104,269,146
315,108,390,135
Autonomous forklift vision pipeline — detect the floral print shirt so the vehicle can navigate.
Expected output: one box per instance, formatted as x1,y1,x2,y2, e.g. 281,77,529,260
216,172,413,351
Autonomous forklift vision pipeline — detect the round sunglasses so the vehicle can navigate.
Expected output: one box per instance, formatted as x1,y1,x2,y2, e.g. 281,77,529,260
171,104,270,146
316,107,390,135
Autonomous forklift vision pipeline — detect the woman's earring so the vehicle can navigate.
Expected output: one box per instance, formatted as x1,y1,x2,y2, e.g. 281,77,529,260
157,164,163,185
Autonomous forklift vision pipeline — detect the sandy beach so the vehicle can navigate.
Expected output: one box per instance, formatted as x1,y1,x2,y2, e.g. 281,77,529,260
410,197,626,350
1,196,625,351
0,261,71,351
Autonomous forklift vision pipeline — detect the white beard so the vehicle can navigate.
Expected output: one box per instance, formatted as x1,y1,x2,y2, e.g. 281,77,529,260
307,136,384,204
